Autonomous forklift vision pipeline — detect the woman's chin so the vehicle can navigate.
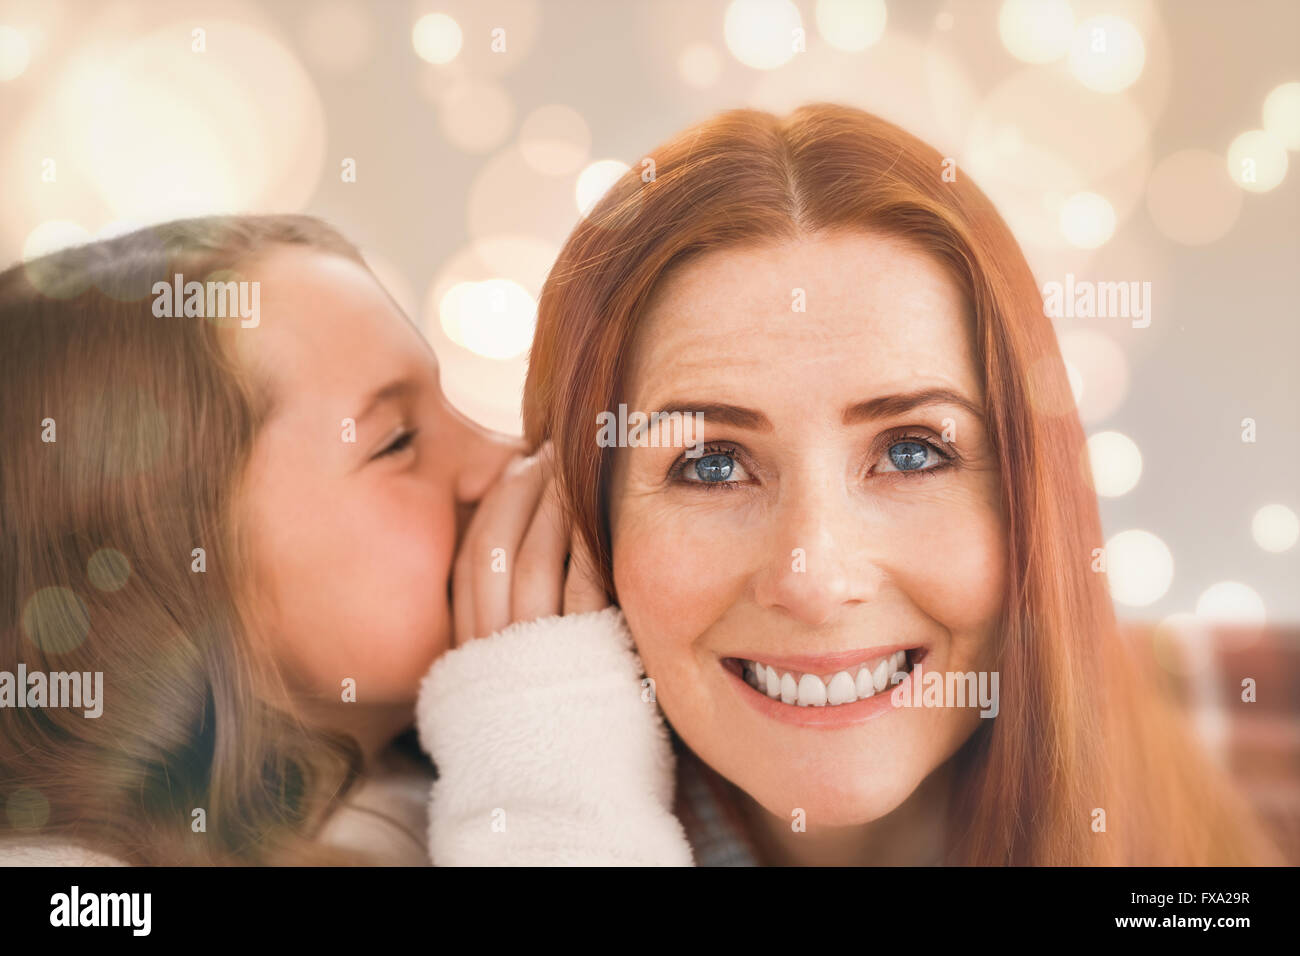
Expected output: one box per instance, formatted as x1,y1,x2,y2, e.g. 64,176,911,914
735,770,920,830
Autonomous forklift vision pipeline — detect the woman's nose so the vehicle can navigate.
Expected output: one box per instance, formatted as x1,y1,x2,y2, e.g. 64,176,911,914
750,485,883,628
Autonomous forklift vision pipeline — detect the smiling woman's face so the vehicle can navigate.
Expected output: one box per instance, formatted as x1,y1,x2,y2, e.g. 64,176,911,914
609,230,1008,828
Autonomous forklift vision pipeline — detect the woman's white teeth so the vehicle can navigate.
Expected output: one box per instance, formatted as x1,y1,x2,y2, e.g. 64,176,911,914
796,673,827,706
826,671,856,705
855,666,875,699
872,659,890,693
780,672,798,704
742,652,913,707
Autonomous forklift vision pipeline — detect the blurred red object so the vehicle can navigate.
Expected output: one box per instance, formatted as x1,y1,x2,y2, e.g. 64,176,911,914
1122,620,1300,865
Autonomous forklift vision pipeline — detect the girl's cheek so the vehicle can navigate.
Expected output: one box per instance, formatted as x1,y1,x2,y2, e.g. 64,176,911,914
364,493,456,639
290,488,455,698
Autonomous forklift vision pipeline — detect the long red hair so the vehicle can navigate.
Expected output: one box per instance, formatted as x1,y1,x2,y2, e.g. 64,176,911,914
523,103,1280,864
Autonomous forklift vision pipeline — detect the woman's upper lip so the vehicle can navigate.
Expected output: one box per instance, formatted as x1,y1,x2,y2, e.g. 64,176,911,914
722,644,921,674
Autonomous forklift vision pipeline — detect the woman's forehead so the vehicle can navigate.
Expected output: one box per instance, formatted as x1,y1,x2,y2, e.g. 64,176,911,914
624,231,980,410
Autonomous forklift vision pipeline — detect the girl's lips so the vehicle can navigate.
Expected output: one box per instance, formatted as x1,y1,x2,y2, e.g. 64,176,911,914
720,648,928,729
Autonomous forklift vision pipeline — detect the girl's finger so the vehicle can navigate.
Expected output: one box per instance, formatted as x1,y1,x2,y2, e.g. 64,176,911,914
456,450,547,641
563,524,610,615
510,476,568,623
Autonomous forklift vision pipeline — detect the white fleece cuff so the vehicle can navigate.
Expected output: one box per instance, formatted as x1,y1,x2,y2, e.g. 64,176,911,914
416,607,693,866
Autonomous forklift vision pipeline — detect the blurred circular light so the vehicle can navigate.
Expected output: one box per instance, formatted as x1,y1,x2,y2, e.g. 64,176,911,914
1087,430,1142,497
724,0,803,70
519,104,591,175
466,147,577,243
1059,191,1116,248
1064,359,1084,405
679,43,723,88
23,219,90,259
1069,14,1145,93
996,124,1023,154
1058,329,1128,424
33,22,326,224
1252,503,1299,553
1151,612,1204,678
301,0,375,73
1195,581,1266,625
438,281,474,347
1105,529,1174,607
439,279,536,359
1262,81,1300,150
0,24,30,81
1145,149,1243,245
87,548,131,592
437,83,514,153
965,66,1150,252
998,0,1074,65
413,12,463,64
576,159,630,217
815,0,886,53
1226,129,1288,193
6,788,49,830
22,586,91,652
21,220,93,298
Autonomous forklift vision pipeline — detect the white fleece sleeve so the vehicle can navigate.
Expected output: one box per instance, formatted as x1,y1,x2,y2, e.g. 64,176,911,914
0,840,128,866
416,606,693,866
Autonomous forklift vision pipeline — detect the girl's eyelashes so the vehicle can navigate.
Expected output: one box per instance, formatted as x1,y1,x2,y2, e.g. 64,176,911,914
371,426,418,460
666,429,959,490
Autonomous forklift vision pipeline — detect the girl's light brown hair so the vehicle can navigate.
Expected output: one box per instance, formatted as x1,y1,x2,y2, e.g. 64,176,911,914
1,215,376,864
523,103,1281,864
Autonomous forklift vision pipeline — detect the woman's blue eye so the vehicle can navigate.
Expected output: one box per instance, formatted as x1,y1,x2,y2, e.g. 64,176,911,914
888,440,930,471
694,453,735,482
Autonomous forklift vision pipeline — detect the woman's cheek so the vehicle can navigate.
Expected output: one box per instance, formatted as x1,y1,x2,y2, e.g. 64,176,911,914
613,505,741,679
893,489,1006,666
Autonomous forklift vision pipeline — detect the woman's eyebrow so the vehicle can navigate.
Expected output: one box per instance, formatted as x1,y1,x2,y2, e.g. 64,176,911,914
654,402,772,431
646,388,983,433
842,387,984,424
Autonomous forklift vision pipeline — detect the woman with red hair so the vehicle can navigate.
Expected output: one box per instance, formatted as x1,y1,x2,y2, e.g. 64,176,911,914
441,102,1281,865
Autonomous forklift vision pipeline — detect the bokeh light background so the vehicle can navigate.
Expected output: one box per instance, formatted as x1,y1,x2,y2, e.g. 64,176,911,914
1,0,1296,636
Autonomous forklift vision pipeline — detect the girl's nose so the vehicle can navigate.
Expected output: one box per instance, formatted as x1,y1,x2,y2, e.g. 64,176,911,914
450,415,524,505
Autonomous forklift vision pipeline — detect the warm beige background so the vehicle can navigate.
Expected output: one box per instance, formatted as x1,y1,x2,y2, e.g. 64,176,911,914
1,0,1296,628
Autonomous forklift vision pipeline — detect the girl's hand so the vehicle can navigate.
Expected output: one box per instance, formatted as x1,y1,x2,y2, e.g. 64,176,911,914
451,443,608,645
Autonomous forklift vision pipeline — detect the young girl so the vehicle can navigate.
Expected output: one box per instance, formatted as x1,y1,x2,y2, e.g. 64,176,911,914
0,215,690,865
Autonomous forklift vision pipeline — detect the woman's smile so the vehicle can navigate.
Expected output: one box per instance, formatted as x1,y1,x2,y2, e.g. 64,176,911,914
720,643,932,728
